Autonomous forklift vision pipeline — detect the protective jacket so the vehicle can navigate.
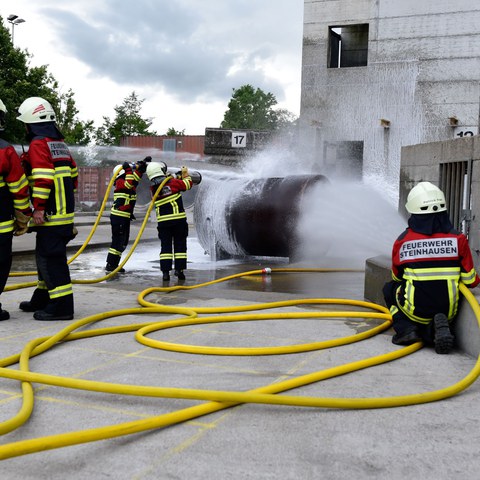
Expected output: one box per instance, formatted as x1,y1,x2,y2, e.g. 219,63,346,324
391,226,480,323
111,166,142,219
0,139,31,234
21,135,77,227
151,175,192,223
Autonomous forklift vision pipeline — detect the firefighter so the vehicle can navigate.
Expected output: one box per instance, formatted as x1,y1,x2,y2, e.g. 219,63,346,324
105,157,149,272
16,97,78,321
146,162,194,282
383,181,480,353
0,98,32,320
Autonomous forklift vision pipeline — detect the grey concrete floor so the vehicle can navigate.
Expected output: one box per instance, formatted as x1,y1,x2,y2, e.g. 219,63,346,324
1,219,480,479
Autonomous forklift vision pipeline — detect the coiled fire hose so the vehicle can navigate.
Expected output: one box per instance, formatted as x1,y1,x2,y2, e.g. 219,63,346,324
0,279,479,460
2,170,480,460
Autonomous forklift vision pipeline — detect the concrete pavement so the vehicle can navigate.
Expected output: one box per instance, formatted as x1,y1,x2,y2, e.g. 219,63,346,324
1,215,480,479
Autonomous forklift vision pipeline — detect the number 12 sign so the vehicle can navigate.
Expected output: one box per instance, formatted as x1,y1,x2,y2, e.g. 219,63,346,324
232,132,247,148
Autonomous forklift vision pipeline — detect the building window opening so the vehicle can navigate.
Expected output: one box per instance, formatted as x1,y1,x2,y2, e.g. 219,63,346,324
328,24,369,68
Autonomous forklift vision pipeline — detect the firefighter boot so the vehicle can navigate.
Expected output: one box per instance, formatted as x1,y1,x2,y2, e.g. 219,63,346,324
434,313,454,354
162,271,170,282
105,263,125,273
19,288,50,312
174,270,186,280
33,295,74,321
0,303,10,321
392,327,421,345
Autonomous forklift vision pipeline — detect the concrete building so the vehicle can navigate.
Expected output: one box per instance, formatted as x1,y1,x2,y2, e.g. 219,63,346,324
300,0,480,194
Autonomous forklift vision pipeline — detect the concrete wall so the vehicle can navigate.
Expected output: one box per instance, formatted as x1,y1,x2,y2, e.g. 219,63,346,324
399,135,480,270
300,0,480,193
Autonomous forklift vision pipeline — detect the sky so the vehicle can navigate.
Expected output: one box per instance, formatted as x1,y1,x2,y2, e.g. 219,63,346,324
1,0,304,135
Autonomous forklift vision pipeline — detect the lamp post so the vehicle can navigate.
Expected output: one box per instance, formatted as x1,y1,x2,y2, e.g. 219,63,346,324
7,14,26,45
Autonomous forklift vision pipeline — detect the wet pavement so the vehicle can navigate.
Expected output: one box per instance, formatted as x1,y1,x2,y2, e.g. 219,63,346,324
2,216,480,479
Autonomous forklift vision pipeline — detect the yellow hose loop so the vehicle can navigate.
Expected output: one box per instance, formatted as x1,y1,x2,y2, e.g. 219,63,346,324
135,305,392,355
0,278,479,459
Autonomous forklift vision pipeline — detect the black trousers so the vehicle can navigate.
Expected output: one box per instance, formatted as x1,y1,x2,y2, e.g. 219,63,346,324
383,280,436,344
0,231,13,300
157,220,188,273
30,224,75,315
106,215,131,267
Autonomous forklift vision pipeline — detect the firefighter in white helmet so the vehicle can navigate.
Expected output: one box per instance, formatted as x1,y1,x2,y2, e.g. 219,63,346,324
16,97,78,321
0,98,32,320
105,156,150,273
146,161,195,282
383,181,480,353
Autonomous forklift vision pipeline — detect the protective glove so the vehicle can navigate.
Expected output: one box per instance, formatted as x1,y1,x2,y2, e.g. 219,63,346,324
136,161,147,174
143,156,152,163
181,166,189,179
72,225,78,239
13,210,32,236
122,161,131,171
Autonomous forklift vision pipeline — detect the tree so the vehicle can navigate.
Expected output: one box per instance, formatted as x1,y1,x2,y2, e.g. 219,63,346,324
0,16,93,145
95,91,157,145
166,127,185,136
54,89,95,145
221,84,282,131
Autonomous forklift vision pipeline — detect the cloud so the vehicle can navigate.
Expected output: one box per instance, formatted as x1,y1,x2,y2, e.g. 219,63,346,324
38,0,302,105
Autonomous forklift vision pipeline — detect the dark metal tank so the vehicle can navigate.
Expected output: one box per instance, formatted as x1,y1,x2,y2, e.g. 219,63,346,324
194,174,329,259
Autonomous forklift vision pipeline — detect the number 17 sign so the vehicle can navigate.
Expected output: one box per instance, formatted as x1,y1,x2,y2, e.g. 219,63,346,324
231,132,247,148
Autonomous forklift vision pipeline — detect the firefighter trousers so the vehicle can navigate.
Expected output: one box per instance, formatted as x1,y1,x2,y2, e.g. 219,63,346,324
0,231,13,297
157,220,188,273
106,214,131,268
29,224,75,316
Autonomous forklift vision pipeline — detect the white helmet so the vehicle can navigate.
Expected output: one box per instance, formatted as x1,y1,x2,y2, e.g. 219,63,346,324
405,181,447,214
146,162,168,180
17,97,56,123
0,99,6,130
113,165,125,177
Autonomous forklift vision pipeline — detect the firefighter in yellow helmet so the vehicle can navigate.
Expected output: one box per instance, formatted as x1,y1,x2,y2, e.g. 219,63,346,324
383,181,480,353
16,97,78,321
0,98,32,320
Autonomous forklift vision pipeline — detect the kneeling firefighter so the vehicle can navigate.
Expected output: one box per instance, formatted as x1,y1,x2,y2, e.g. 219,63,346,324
105,157,150,273
146,162,195,282
383,181,480,354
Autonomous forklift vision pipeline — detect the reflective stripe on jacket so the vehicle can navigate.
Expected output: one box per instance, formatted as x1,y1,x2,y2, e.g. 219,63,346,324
0,139,31,233
22,136,77,227
391,228,480,323
151,176,192,223
111,168,142,218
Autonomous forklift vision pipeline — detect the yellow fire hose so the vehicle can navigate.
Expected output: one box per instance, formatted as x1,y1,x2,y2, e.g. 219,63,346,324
2,170,480,460
0,281,479,460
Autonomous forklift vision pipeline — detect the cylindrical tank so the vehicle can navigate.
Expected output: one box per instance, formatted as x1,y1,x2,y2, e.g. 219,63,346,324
194,174,329,259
